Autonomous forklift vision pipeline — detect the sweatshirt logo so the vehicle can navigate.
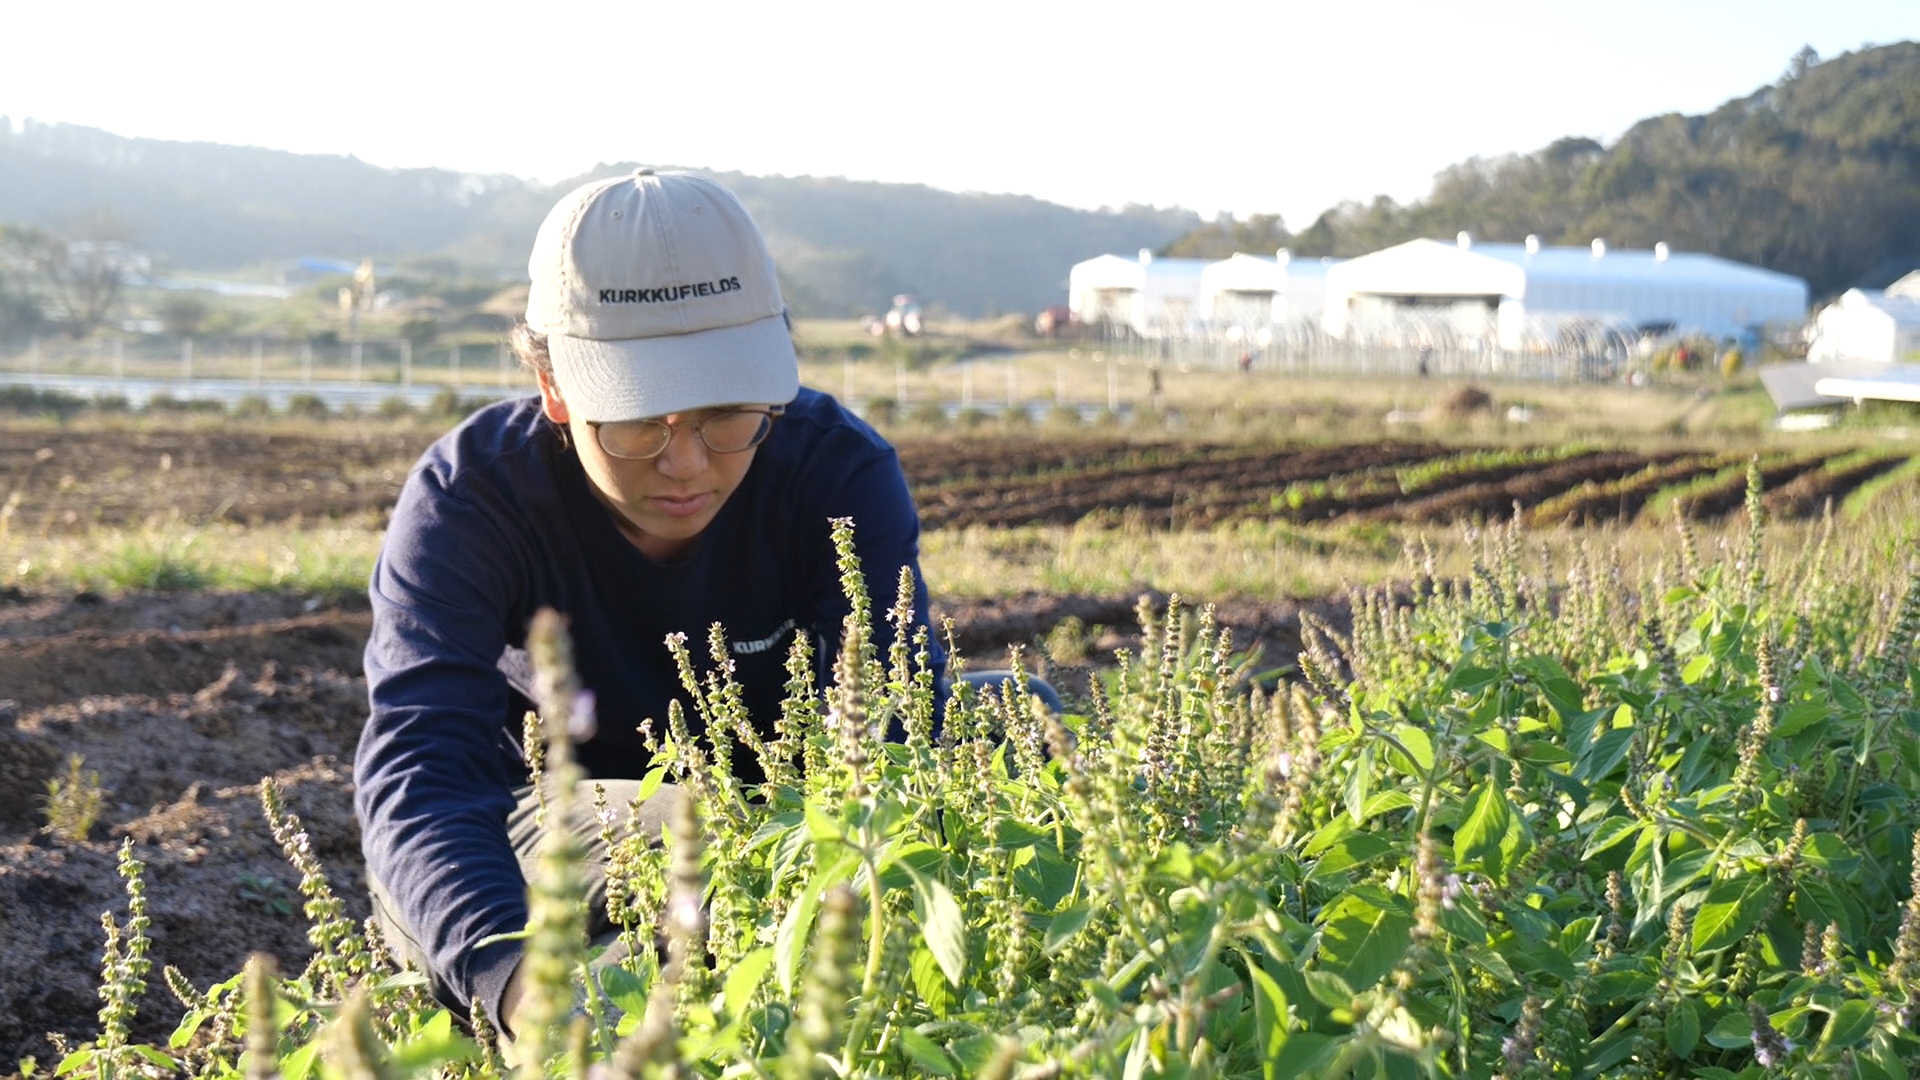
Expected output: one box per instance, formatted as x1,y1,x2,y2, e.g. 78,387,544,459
733,618,796,656
600,277,742,304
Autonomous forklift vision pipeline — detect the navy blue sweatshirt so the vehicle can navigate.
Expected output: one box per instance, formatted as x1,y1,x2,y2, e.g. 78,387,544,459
355,388,941,1028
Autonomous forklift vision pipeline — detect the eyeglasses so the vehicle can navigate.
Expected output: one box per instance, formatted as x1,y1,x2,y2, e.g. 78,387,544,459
586,406,784,461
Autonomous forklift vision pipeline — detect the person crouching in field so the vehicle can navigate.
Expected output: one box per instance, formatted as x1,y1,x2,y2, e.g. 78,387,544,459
353,169,967,1039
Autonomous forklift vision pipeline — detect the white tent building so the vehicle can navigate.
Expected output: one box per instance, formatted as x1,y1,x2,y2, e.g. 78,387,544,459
1197,251,1342,327
1322,235,1808,350
1067,250,1209,336
1808,288,1920,364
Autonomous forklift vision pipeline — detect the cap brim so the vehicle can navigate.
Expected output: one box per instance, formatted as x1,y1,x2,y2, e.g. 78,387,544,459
547,313,800,422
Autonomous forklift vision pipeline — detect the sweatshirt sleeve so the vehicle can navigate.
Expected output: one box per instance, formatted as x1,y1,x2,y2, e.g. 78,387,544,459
355,460,532,1030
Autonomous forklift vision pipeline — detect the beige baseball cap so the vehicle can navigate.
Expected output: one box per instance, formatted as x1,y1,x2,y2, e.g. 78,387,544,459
525,169,799,422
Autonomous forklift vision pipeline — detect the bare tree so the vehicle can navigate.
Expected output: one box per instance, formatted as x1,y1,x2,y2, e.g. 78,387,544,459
0,214,136,338
0,225,48,339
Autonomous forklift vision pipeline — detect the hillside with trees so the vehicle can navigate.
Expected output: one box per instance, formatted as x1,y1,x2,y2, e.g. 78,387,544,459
0,125,1197,319
1177,42,1918,299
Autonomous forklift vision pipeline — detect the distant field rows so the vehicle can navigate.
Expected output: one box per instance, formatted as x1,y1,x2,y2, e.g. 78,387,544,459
900,439,1910,529
0,428,1906,536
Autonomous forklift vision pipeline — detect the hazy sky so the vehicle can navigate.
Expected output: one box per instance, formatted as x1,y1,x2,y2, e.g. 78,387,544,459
3,0,1911,228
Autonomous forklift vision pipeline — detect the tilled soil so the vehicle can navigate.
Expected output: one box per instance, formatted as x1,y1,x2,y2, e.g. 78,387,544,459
4,426,1895,537
0,586,1337,1070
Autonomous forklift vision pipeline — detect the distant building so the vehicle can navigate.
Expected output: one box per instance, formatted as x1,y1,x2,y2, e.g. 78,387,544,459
1808,288,1920,364
1322,235,1809,350
1197,250,1341,328
1067,250,1209,337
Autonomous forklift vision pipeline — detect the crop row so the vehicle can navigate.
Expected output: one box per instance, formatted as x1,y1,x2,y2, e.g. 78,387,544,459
908,441,1909,531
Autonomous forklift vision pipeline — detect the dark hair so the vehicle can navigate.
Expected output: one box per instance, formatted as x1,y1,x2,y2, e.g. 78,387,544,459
509,320,551,379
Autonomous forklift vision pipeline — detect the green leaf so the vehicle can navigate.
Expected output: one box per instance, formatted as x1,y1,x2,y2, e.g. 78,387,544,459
1084,978,1123,1012
1042,903,1093,957
130,1047,180,1072
1303,815,1358,857
1681,654,1713,685
992,819,1052,850
721,947,774,1018
905,866,968,987
1588,971,1658,1001
1666,998,1701,1057
775,874,825,995
1582,817,1643,860
1013,843,1076,909
1818,999,1877,1052
1306,832,1397,882
1863,1036,1911,1080
1515,740,1573,765
170,1008,212,1049
1794,878,1860,943
1269,1033,1341,1080
1248,964,1289,1078
1345,743,1373,824
1123,1027,1151,1080
1462,943,1515,983
279,1041,321,1080
949,1034,1002,1072
635,763,667,803
804,801,848,845
387,1021,479,1073
1446,665,1499,694
1584,1029,1640,1072
1453,780,1513,877
1659,848,1715,899
1360,790,1416,822
1833,677,1867,714
899,1027,957,1076
1772,700,1831,739
1302,969,1357,1010
1504,939,1580,981
1692,875,1768,953
911,945,958,1017
599,963,650,1019
1317,892,1413,990
1576,727,1635,782
1388,725,1434,772
1799,833,1862,874
53,1051,90,1077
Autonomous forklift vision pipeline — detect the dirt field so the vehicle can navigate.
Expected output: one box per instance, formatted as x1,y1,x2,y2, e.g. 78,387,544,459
1,426,1897,537
0,421,1905,1067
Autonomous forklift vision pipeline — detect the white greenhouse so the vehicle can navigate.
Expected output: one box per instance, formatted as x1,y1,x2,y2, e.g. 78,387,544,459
1808,288,1920,364
1197,251,1341,327
1067,250,1209,336
1321,235,1809,350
